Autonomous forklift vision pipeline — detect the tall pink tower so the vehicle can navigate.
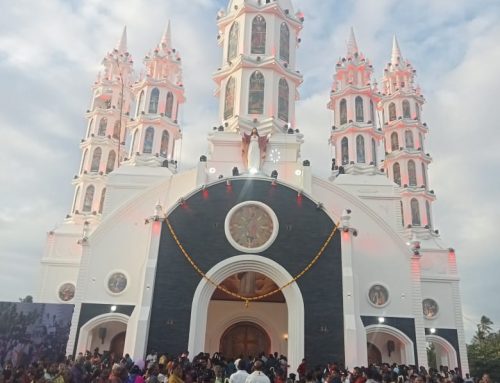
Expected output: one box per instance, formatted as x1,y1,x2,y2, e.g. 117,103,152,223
127,22,184,167
71,28,133,223
328,28,383,175
207,0,307,182
380,36,434,235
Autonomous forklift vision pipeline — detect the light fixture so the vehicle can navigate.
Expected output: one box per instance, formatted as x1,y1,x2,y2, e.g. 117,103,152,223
249,167,258,175
209,167,216,174
284,334,288,341
430,328,436,334
378,316,385,323
295,169,303,176
110,305,117,312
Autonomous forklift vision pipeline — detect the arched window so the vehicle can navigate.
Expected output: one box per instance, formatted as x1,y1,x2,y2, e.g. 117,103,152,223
86,119,93,138
393,163,401,186
408,160,417,186
99,188,106,214
227,22,239,61
419,133,424,151
389,102,396,121
251,15,266,54
400,200,404,227
279,23,290,62
370,100,375,123
278,78,289,122
391,132,399,151
405,130,414,149
90,147,102,172
421,163,427,188
149,88,160,114
248,71,265,114
130,130,138,155
106,150,116,174
403,100,411,119
371,138,377,165
113,120,120,140
136,90,144,117
411,198,421,226
83,185,95,212
160,130,169,157
165,92,174,119
341,137,349,165
72,186,80,212
224,77,235,120
98,118,107,136
356,135,365,163
355,96,364,122
80,149,88,174
415,102,420,120
143,127,155,154
339,99,347,125
426,201,432,227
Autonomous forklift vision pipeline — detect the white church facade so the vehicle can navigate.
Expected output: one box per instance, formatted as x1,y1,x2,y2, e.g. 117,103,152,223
37,0,468,373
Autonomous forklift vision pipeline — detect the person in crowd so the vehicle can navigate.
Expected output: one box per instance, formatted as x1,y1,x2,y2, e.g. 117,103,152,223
229,359,249,383
245,360,269,383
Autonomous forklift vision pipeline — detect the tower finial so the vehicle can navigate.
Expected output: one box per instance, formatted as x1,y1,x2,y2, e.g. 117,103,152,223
347,27,359,57
391,34,402,65
116,26,127,53
161,21,172,50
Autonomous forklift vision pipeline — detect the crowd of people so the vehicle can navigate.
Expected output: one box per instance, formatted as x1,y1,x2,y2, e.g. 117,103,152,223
0,349,494,383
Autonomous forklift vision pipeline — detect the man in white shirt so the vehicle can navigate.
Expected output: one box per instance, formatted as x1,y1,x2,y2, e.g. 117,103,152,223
230,359,250,383
245,360,270,383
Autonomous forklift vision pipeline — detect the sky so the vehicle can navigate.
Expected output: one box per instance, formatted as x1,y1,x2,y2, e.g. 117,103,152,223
0,0,499,341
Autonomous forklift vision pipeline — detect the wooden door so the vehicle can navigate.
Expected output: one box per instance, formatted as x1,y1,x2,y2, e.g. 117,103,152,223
220,322,271,358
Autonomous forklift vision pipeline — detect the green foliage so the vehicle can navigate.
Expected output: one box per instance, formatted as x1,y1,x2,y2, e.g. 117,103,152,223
468,316,500,382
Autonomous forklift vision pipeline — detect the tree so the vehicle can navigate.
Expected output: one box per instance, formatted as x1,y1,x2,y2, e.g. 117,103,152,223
19,295,33,303
468,316,500,382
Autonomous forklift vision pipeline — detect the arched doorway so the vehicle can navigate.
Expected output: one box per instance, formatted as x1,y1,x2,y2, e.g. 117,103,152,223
367,342,382,365
220,322,271,358
426,335,458,370
110,331,126,358
188,255,304,372
365,325,415,365
76,313,129,355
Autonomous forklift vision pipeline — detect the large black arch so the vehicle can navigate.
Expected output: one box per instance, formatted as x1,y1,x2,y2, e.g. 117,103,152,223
148,178,343,365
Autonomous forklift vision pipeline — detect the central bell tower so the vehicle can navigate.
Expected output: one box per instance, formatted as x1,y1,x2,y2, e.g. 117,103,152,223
206,0,308,185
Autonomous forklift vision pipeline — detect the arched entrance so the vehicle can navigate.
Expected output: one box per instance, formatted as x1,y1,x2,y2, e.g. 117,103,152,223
76,313,129,355
426,335,458,370
188,255,304,372
367,342,382,365
220,322,271,358
365,325,415,365
110,331,126,357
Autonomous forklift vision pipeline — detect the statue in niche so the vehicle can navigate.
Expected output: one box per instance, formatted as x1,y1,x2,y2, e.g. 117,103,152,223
242,128,269,172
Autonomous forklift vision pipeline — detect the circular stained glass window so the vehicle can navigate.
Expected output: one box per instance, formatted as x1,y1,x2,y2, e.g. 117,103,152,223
368,284,389,307
225,201,279,253
58,283,75,302
423,298,439,319
107,272,128,294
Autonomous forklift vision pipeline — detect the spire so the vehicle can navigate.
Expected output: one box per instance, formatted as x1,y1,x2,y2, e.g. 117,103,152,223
391,34,402,65
160,21,172,50
116,26,127,53
347,27,359,57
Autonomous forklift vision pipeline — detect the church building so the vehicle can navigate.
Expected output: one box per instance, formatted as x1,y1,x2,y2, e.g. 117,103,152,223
37,0,469,373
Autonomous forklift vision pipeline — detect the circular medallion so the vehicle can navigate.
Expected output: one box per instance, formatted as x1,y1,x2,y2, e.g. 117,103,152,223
270,148,281,164
225,201,279,253
58,283,75,302
422,298,439,319
368,284,390,307
107,272,128,294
